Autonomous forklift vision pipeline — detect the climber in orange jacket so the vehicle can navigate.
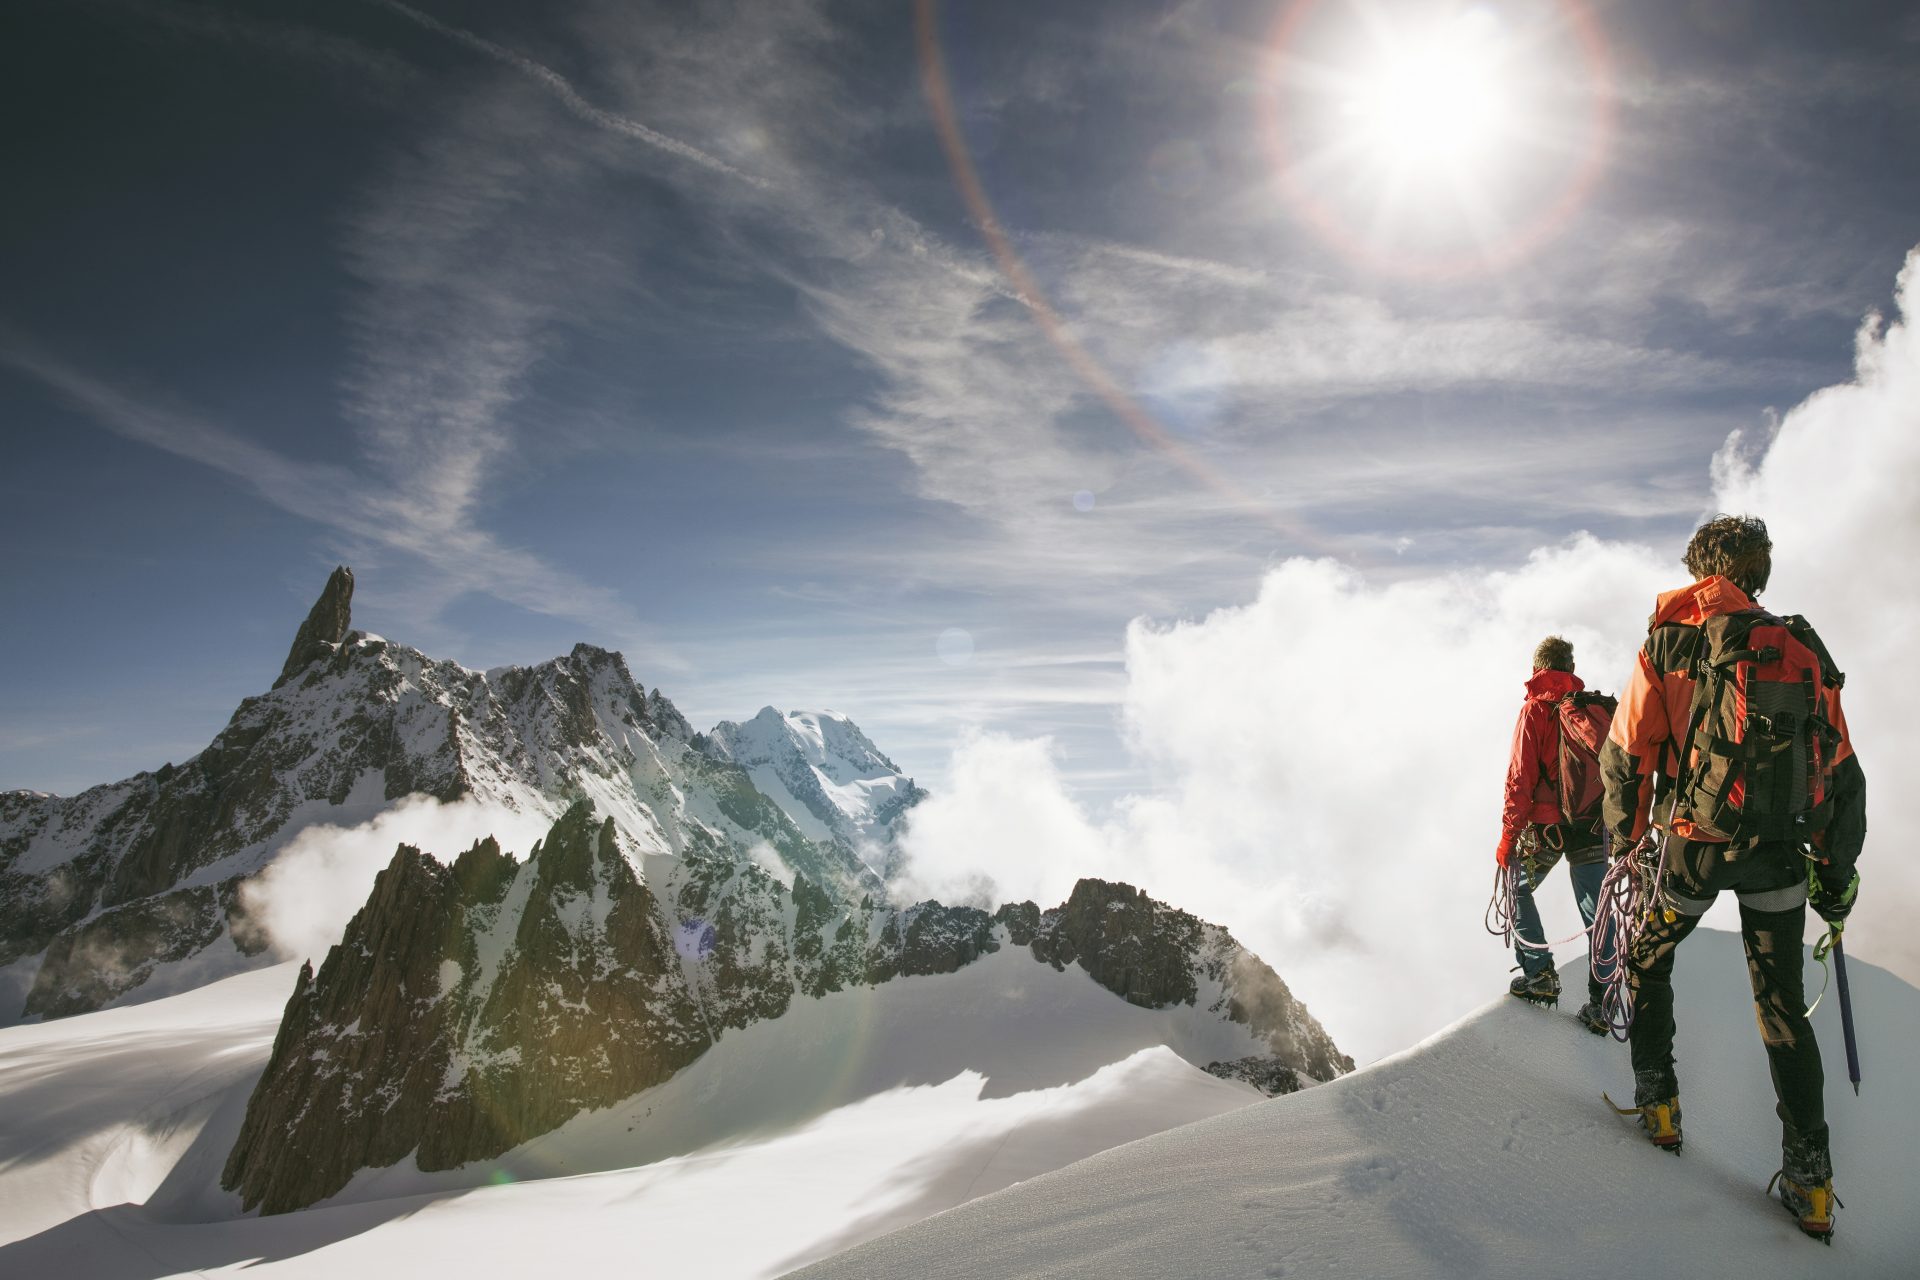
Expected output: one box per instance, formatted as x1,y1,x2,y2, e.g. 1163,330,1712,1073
1597,514,1866,1239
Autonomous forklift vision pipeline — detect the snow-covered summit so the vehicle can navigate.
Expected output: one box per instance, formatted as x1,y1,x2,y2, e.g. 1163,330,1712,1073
704,706,926,851
0,571,885,1022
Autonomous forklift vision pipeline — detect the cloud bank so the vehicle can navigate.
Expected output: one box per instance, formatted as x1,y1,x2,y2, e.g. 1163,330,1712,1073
239,795,553,965
897,245,1920,1064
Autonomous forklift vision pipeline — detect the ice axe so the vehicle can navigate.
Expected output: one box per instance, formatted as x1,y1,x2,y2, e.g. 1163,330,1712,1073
1814,926,1862,1096
1833,932,1862,1096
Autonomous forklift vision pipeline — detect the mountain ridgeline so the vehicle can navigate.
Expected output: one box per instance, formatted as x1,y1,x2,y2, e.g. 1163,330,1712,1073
223,801,1352,1214
1,569,918,1020
2,566,1352,1220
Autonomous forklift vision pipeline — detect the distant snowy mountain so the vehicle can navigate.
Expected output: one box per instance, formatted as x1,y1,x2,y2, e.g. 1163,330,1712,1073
704,707,926,864
0,568,894,1020
222,801,1349,1214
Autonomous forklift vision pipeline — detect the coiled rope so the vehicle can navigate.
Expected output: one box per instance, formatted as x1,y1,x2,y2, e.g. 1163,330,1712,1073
1484,858,1599,952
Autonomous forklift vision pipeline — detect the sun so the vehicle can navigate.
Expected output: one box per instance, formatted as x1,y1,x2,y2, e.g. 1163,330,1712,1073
1339,9,1512,180
1262,1,1612,277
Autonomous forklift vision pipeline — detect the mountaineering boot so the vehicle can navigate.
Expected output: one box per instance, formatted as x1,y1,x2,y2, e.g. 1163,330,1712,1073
1637,1096,1682,1152
1508,967,1560,1007
1605,1094,1682,1153
1768,1171,1840,1242
1573,1001,1608,1035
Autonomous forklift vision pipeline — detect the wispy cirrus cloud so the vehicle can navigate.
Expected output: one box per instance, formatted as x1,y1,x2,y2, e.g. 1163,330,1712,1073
367,0,768,188
13,0,1905,772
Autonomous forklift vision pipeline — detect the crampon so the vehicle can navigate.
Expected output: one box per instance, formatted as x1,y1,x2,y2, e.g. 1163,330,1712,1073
1508,967,1561,1008
1768,1170,1842,1244
1604,1092,1682,1153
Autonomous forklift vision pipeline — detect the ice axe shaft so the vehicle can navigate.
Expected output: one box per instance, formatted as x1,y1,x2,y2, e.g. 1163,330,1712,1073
1832,933,1861,1096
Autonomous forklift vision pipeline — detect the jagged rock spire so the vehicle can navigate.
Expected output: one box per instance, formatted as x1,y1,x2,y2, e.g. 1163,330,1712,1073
275,566,354,688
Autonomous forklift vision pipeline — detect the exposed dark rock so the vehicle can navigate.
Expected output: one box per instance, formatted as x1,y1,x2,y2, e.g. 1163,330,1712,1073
1029,879,1353,1083
1030,878,1202,1007
276,566,354,688
222,807,716,1215
226,813,1351,1214
24,883,228,1019
1204,1056,1303,1097
874,901,997,981
993,900,1041,947
222,845,472,1215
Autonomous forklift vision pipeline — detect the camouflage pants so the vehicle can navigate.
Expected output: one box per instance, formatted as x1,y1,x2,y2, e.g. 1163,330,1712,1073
1627,838,1829,1180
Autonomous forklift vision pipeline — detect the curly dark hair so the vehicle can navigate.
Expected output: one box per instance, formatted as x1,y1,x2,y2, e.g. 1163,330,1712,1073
1683,514,1772,596
1531,635,1575,673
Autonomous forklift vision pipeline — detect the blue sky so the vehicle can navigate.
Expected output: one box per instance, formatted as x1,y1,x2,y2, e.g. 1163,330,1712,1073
4,0,1917,805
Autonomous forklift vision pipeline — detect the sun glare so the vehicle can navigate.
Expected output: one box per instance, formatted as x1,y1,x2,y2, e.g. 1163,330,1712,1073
1264,0,1613,277
1341,11,1510,176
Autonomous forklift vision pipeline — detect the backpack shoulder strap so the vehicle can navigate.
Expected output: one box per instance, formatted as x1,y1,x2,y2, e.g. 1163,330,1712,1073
1780,613,1846,689
1667,623,1718,804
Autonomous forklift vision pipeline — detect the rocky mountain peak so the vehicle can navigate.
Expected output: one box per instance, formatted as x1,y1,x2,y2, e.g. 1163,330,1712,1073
221,804,1351,1214
275,566,354,688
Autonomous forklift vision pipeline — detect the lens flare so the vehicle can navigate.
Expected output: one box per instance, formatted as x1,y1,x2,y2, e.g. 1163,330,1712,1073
675,919,717,961
913,0,1320,549
936,627,975,666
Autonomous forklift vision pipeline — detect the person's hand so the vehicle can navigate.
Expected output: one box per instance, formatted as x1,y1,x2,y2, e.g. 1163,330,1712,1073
1615,832,1656,863
1812,867,1859,923
1497,835,1518,868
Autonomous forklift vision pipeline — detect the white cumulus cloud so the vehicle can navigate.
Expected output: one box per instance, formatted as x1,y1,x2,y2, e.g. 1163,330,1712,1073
239,796,553,965
896,245,1920,1064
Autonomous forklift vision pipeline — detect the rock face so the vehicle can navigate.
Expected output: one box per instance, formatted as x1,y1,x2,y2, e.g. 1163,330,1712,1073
222,806,709,1214
1017,879,1352,1084
223,804,1351,1215
276,565,354,687
1,571,913,1020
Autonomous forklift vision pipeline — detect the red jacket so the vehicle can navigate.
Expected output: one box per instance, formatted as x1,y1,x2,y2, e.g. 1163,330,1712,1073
1497,668,1584,862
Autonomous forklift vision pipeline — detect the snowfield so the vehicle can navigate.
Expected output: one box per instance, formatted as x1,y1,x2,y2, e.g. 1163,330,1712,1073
0,945,1267,1277
0,929,1911,1279
798,930,1919,1280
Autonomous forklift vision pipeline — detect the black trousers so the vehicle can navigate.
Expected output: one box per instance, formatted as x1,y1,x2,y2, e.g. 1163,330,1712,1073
1626,838,1830,1179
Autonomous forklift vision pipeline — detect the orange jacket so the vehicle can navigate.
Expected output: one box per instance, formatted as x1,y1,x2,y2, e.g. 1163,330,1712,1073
1599,576,1862,862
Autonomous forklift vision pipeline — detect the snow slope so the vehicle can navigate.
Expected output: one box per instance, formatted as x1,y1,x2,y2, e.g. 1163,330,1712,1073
4,929,1908,1279
796,929,1919,1280
0,943,1270,1279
